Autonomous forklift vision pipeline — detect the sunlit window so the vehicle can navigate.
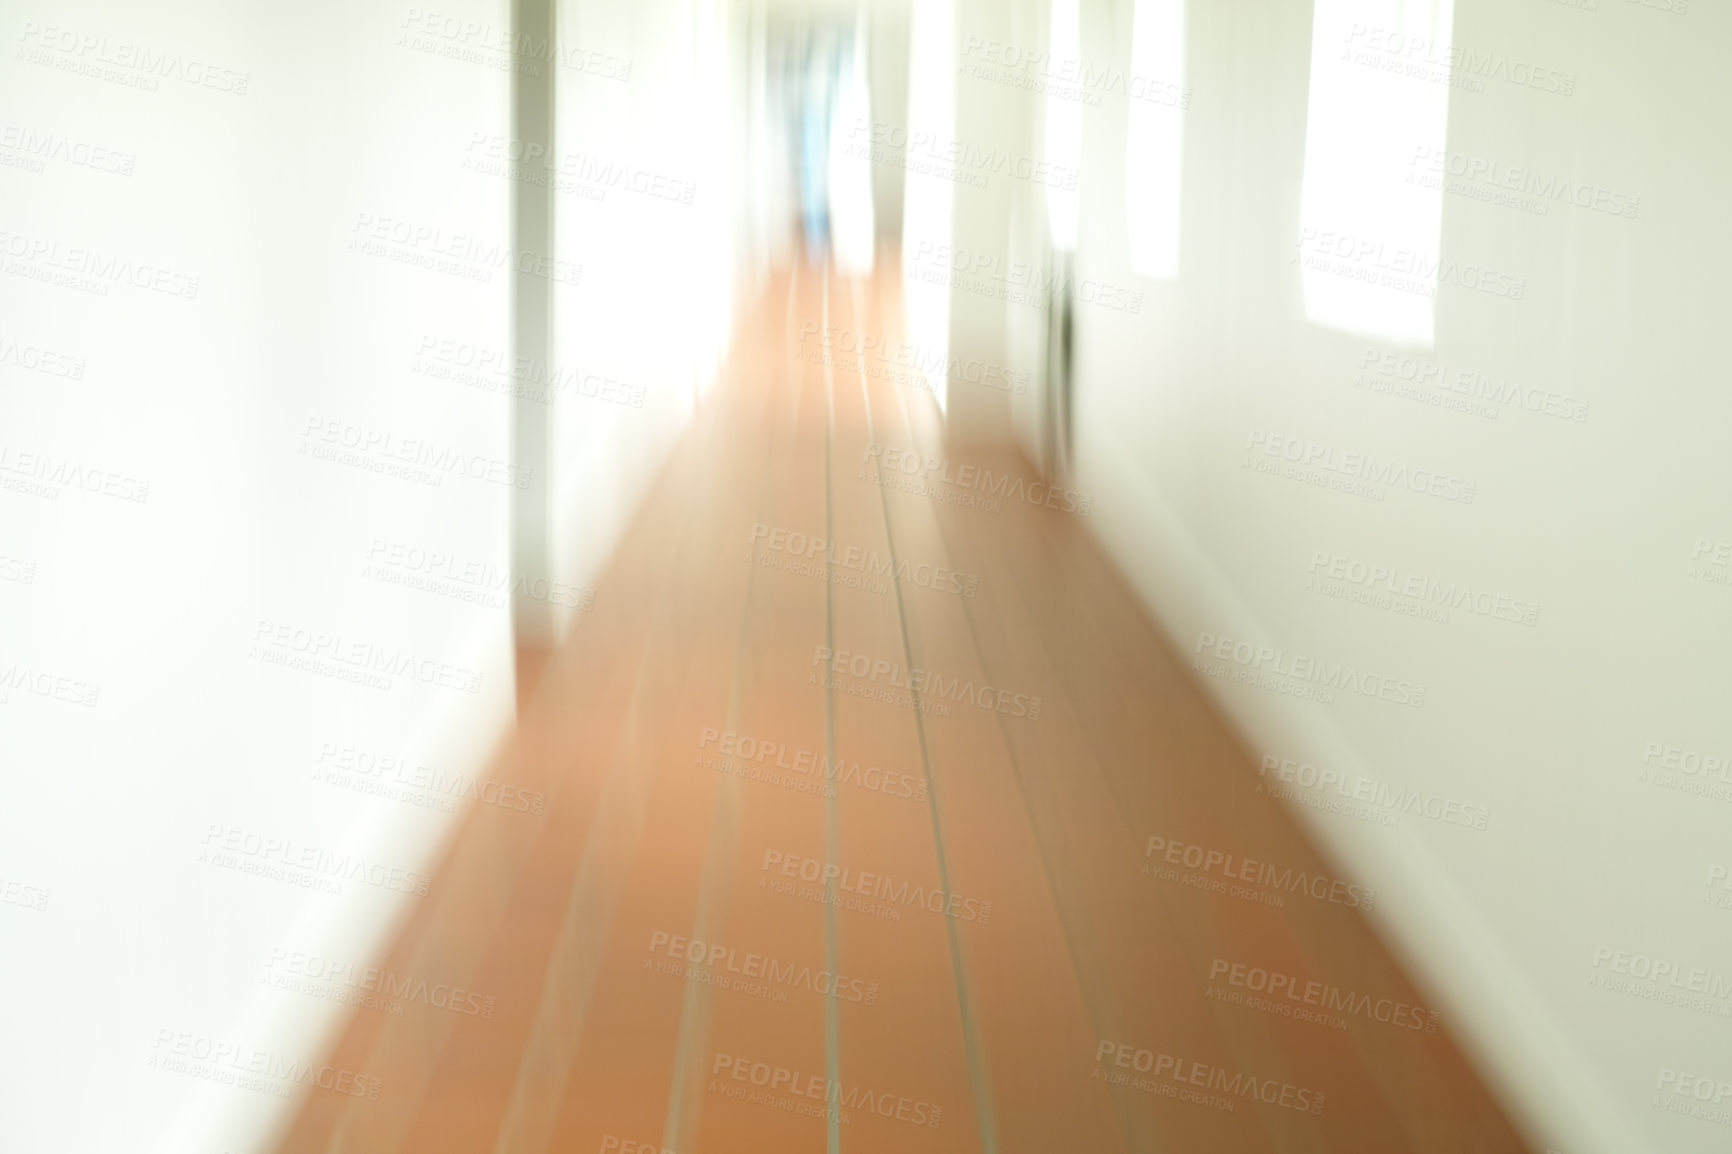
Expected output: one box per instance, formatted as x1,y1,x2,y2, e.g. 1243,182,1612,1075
1298,0,1454,347
1124,0,1184,280
903,0,954,412
1046,0,1081,252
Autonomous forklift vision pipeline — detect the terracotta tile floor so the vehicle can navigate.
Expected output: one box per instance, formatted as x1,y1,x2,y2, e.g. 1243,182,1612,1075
272,261,1536,1154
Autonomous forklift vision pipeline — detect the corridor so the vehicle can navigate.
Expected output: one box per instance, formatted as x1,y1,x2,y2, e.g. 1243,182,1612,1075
6,1,1723,1150
272,261,1532,1154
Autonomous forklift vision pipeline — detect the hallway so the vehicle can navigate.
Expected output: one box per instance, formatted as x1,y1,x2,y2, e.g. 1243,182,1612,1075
271,261,1533,1154
9,0,1732,1149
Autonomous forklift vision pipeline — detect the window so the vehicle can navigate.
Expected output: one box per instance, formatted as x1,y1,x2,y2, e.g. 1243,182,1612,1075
1298,0,1455,347
903,0,955,411
1046,0,1081,252
1124,0,1185,280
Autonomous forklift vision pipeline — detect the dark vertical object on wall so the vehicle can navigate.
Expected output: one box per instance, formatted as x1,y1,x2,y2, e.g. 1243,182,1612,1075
511,0,557,686
1045,247,1076,479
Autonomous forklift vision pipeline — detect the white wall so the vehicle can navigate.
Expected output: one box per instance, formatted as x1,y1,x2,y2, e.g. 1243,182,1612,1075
898,0,1047,438
548,0,760,632
866,0,912,237
0,1,764,1150
0,2,514,1150
1061,0,1732,1152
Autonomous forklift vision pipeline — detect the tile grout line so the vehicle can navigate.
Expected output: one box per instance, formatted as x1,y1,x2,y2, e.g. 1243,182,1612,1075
845,276,999,1154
